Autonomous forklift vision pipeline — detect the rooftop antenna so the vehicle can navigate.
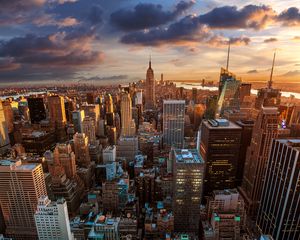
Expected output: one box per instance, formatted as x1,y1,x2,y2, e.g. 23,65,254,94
226,40,231,71
268,51,276,89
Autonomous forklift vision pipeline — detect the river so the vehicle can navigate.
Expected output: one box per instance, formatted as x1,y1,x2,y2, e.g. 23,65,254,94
176,83,300,99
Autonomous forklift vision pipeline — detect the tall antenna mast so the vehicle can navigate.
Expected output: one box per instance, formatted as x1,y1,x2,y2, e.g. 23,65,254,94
268,51,276,89
226,40,231,71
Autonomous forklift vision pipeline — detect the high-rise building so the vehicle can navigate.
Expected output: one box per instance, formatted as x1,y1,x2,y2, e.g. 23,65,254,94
205,189,246,240
239,83,251,103
0,101,10,154
48,95,67,128
82,116,96,145
145,59,155,109
53,143,76,179
73,133,91,167
200,119,242,196
120,93,135,137
34,196,73,240
172,149,205,233
27,97,46,124
117,136,138,162
72,110,85,133
217,68,241,116
106,94,114,113
81,103,101,136
163,100,185,148
0,160,47,239
256,139,300,240
235,120,254,186
239,107,279,216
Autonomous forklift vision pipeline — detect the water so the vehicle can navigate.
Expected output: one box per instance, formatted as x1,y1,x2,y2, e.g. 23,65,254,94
0,91,46,100
177,83,300,99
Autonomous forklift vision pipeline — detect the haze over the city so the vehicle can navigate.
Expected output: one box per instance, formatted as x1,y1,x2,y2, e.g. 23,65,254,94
0,0,300,85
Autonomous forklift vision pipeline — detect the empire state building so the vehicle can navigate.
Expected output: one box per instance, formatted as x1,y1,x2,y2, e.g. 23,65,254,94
145,59,155,109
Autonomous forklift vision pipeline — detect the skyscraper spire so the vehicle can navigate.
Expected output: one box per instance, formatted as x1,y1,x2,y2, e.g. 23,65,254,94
226,40,231,71
149,54,152,68
268,51,276,89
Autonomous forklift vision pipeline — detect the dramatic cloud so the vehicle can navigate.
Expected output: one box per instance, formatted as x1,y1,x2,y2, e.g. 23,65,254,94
247,69,258,74
264,37,278,43
0,30,103,78
120,15,213,46
198,5,275,29
0,58,20,71
121,14,250,47
0,0,45,12
278,7,300,26
110,1,195,31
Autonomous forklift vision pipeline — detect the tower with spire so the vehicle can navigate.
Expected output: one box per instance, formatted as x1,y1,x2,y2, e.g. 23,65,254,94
145,56,156,109
254,51,281,109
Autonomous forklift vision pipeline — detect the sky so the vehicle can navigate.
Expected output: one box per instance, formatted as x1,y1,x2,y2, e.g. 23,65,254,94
0,0,300,86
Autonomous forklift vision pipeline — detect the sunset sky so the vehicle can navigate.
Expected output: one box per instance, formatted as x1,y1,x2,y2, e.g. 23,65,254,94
0,0,300,85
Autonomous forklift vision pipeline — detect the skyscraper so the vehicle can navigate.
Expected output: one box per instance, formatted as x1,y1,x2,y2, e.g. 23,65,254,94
82,116,96,145
27,97,46,124
239,107,279,216
257,139,300,240
35,196,73,240
145,59,155,109
48,95,67,128
0,160,47,239
73,133,91,167
163,100,185,148
53,143,76,179
217,68,241,116
81,103,101,136
120,93,135,137
72,110,85,133
0,101,10,154
172,149,205,233
200,119,242,196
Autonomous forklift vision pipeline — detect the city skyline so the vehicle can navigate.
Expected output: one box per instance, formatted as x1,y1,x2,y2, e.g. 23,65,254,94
0,0,300,85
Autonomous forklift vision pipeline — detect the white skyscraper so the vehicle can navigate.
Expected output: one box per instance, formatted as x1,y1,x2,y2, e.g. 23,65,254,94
163,100,185,148
35,196,73,240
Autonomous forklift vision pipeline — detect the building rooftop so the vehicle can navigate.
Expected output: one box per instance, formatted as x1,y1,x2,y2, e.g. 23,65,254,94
174,149,204,164
0,160,38,171
163,99,185,104
204,119,241,130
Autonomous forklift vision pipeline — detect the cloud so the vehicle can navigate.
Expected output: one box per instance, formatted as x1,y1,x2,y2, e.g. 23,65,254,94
247,69,258,74
282,70,300,77
264,37,278,43
0,58,20,71
278,7,300,26
120,14,252,47
110,1,195,31
120,15,212,46
33,15,79,28
198,5,275,30
292,36,300,41
0,0,46,25
0,0,45,12
0,32,103,72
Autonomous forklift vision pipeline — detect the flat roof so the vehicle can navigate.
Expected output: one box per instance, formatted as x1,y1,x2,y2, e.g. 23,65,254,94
163,100,185,104
203,119,241,130
174,149,204,164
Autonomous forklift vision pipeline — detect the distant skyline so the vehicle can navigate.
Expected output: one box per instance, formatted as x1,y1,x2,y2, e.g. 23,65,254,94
0,0,300,85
